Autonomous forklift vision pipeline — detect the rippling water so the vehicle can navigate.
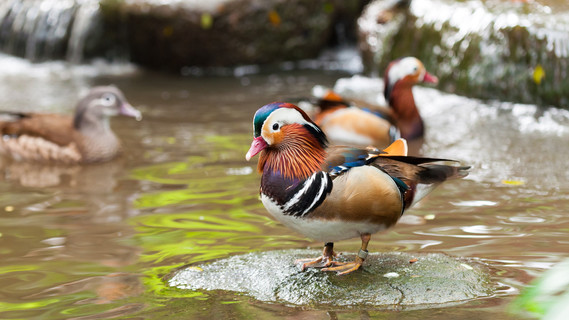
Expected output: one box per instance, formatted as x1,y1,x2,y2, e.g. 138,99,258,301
0,53,567,319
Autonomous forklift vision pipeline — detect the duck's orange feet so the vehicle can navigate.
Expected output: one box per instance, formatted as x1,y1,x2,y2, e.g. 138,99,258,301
295,242,337,271
295,255,334,270
322,235,371,276
322,250,367,275
322,260,363,275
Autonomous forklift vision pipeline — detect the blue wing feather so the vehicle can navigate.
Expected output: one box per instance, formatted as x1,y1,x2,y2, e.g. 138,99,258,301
328,149,370,177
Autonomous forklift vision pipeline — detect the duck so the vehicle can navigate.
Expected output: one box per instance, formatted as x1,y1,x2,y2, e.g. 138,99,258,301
304,57,438,149
0,86,141,164
245,102,469,275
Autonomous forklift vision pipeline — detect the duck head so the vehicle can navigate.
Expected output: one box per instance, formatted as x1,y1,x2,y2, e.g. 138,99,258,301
245,102,328,179
383,57,438,140
384,57,438,104
73,86,141,130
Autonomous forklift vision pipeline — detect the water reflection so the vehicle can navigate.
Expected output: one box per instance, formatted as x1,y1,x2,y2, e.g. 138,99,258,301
0,159,123,190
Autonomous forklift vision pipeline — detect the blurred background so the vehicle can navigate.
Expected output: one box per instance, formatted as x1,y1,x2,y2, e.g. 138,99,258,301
0,0,568,319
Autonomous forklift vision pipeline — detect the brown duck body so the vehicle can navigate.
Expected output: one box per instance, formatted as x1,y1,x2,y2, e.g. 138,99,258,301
0,86,140,164
315,107,393,148
260,144,464,242
308,57,438,149
266,164,402,242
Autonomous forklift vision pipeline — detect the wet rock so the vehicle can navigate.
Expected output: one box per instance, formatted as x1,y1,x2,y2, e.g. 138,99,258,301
101,0,362,71
358,0,569,107
0,0,369,68
169,249,494,308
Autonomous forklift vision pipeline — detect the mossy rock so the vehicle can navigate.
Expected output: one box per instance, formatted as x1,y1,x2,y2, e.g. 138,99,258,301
101,0,365,71
358,0,569,107
169,249,494,308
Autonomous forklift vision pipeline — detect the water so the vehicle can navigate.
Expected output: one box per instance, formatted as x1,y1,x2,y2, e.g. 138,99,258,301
0,0,105,63
0,52,568,319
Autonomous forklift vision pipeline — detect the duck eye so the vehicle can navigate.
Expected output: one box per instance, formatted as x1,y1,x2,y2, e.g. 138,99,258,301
272,123,279,130
101,93,116,106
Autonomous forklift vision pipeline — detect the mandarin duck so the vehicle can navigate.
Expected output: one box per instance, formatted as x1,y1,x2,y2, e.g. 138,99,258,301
0,86,141,164
304,57,438,149
246,102,469,275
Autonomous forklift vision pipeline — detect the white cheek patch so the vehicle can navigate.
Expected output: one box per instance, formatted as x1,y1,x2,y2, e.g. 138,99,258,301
388,57,421,86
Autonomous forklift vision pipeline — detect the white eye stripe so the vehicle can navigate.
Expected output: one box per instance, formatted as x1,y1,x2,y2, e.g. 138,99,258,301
263,108,314,134
388,57,422,86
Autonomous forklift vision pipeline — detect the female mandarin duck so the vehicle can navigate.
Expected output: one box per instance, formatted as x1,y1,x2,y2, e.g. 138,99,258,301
246,102,469,275
307,57,438,149
0,86,141,164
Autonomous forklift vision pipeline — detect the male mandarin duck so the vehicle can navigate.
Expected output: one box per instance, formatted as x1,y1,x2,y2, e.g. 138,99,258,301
0,86,141,164
246,102,469,275
305,57,438,149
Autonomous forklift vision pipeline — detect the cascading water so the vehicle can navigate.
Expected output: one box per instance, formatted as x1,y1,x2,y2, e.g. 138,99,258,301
0,0,105,63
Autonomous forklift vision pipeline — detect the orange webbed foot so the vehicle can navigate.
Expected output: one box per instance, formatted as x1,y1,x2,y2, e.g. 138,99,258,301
322,234,371,276
295,242,336,271
295,255,335,271
321,259,363,275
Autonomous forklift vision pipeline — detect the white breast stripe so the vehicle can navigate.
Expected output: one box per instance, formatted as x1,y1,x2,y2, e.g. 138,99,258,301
302,172,331,215
283,173,317,211
282,171,331,217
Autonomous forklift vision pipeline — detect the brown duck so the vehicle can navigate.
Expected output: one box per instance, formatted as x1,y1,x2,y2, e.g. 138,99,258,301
0,86,141,164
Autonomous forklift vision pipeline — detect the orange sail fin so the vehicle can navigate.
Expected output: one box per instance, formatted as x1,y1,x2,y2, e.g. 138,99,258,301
381,139,408,156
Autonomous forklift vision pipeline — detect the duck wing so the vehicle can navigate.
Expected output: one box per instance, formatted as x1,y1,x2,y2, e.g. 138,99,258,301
0,112,76,146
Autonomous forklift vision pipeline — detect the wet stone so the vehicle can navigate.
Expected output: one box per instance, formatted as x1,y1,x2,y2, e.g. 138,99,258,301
169,249,494,308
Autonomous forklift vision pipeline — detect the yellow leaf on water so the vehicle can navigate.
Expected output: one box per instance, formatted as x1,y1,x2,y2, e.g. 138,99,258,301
268,10,281,26
187,266,203,272
201,13,213,29
4,206,14,212
502,180,525,186
533,64,545,85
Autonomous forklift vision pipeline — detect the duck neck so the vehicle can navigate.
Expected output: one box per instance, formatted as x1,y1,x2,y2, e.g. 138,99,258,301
75,114,120,162
258,128,326,180
75,110,113,135
258,136,327,208
389,85,424,140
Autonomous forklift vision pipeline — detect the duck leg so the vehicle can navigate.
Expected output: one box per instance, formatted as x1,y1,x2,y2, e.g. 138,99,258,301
295,242,337,271
322,233,371,275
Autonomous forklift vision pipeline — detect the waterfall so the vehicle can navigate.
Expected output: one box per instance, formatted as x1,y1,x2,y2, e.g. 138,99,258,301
0,0,103,63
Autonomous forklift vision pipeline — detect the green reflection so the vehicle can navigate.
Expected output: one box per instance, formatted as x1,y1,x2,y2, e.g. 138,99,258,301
134,188,254,208
0,265,38,274
0,299,60,313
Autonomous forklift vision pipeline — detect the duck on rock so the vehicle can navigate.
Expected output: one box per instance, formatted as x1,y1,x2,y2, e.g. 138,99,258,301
304,57,437,150
246,102,468,275
0,86,141,164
